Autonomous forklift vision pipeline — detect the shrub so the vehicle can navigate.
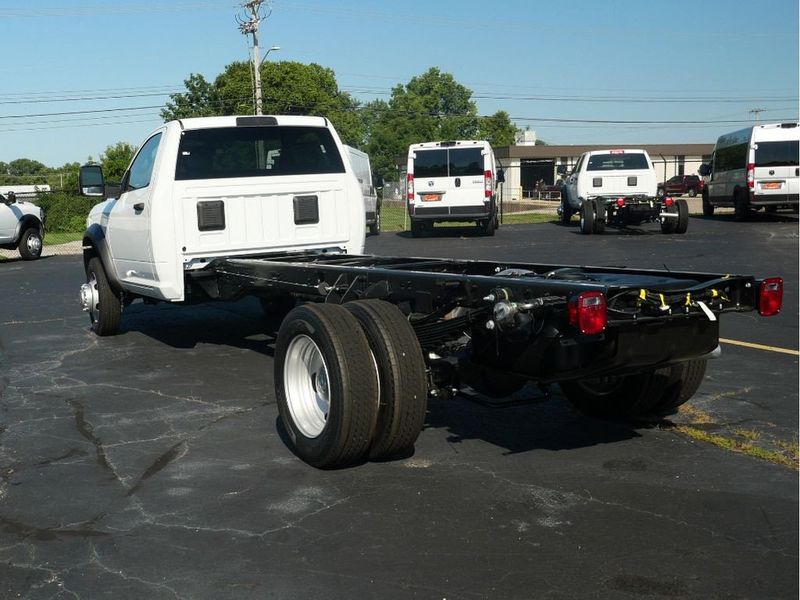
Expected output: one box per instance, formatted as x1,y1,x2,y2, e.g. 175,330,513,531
34,191,94,233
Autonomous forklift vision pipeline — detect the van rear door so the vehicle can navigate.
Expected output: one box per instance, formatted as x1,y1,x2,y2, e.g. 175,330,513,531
413,146,485,209
752,139,800,202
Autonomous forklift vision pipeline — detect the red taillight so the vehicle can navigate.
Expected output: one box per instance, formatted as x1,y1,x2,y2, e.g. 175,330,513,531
484,170,492,198
407,174,414,202
747,163,755,189
616,198,625,208
758,277,783,316
664,197,674,206
568,291,607,335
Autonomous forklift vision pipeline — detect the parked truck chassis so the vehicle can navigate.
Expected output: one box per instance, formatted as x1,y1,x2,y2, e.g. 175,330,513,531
578,195,689,234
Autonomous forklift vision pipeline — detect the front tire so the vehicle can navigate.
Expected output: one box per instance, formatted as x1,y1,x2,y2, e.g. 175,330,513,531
688,187,698,197
560,193,573,224
275,303,380,469
83,257,122,336
345,300,428,460
18,228,43,260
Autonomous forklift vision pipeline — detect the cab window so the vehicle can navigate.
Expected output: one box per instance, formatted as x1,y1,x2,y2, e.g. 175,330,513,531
128,133,162,190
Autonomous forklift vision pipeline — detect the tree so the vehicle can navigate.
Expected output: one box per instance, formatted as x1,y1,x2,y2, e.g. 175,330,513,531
366,68,515,178
161,74,219,120
100,142,137,182
7,158,48,177
477,110,517,148
161,61,365,146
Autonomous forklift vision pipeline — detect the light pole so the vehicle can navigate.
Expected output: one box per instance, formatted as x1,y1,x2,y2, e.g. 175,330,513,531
258,45,280,114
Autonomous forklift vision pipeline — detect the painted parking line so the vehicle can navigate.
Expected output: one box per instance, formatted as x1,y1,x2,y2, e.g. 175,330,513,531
720,337,800,357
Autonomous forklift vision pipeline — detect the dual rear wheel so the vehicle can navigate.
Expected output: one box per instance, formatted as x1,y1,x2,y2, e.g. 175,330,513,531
275,301,428,469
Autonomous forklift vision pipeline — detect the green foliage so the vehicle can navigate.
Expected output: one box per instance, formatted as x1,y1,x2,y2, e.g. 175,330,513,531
100,142,137,182
7,158,48,177
478,111,517,148
161,73,219,120
35,191,95,232
367,67,515,178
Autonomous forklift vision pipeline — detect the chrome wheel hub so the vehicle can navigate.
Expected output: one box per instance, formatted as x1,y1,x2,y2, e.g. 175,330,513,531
284,335,331,438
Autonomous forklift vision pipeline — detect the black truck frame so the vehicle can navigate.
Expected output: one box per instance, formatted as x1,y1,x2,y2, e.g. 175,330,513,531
163,250,780,468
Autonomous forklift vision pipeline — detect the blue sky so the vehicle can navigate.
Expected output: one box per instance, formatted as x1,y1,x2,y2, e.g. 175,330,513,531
0,0,797,168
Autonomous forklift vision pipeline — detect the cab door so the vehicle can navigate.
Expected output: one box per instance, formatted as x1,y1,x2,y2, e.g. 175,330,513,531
0,196,17,242
565,154,584,207
106,131,163,289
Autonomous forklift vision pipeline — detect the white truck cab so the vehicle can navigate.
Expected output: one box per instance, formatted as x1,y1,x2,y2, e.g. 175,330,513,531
79,115,365,312
561,148,657,213
0,191,45,260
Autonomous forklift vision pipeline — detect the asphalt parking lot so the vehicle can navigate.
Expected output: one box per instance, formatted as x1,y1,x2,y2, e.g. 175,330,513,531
1,212,797,599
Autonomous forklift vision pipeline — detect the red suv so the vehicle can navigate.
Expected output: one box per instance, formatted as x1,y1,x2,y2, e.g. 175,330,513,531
657,175,704,197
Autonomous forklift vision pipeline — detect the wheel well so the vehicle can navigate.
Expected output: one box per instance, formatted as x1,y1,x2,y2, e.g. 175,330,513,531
82,237,97,271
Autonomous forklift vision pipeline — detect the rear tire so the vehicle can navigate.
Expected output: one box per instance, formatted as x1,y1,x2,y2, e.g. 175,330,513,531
410,219,425,237
481,215,496,236
561,360,708,420
85,257,122,336
369,208,381,235
674,198,689,234
592,199,606,233
345,300,428,461
579,199,595,234
661,203,677,233
702,189,714,216
18,228,43,260
734,190,749,221
275,303,380,469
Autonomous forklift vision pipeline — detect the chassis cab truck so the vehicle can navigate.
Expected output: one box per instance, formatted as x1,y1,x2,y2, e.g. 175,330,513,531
79,116,783,469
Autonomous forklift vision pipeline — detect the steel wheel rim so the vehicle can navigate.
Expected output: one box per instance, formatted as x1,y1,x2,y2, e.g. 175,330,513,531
27,233,42,255
284,334,330,438
82,272,100,325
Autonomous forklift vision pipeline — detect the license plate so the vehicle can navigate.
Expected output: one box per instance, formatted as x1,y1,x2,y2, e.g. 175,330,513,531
762,181,782,190
422,193,441,202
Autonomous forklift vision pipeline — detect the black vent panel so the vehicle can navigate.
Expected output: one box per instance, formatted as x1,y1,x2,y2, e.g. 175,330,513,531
197,200,225,231
627,176,638,186
294,195,319,225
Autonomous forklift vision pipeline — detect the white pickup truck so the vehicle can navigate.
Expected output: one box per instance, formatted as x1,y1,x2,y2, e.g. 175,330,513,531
0,191,45,260
78,115,782,469
559,149,688,234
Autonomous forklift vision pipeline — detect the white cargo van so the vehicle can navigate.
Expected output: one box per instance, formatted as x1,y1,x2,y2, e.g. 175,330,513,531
406,140,502,236
343,145,380,235
700,122,799,219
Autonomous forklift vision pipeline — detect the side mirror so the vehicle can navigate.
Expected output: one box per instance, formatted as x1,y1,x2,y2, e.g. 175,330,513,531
372,174,384,189
6,191,17,204
496,168,505,184
698,164,711,177
79,164,106,197
556,165,567,176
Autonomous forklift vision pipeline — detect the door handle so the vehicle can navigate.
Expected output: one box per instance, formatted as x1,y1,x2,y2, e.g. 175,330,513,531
133,203,144,212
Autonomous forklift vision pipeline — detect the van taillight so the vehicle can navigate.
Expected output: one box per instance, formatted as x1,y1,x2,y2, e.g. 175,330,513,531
484,170,492,198
747,163,755,189
758,277,783,317
568,291,607,335
407,174,414,202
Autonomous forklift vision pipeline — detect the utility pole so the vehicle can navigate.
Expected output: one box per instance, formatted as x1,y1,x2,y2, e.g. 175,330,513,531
237,1,271,115
749,107,766,123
